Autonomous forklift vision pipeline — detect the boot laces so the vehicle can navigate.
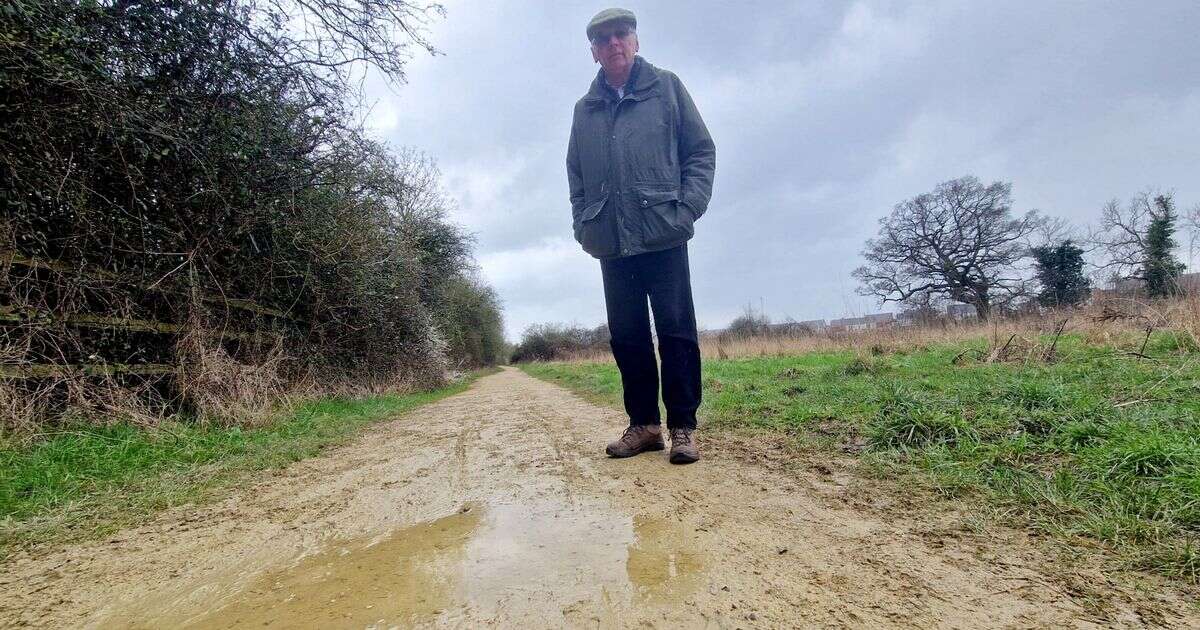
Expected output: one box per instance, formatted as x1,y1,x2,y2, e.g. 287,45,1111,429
622,425,654,446
670,428,693,446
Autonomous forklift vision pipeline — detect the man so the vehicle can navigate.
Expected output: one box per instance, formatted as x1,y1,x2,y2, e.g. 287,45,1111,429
566,8,716,464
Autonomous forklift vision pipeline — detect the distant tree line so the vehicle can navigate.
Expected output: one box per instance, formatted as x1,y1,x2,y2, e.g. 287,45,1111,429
510,323,609,363
853,176,1191,320
1,0,503,424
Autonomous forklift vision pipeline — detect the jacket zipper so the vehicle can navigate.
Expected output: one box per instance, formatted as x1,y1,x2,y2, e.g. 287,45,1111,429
608,95,628,255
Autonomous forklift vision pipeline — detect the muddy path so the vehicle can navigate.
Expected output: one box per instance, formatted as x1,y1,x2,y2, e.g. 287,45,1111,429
1,367,1195,628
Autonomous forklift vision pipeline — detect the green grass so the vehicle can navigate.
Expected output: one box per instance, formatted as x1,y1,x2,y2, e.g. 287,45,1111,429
521,336,1200,580
0,369,496,555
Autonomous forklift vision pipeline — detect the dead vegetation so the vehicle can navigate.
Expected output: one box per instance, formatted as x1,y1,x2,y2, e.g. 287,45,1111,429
558,295,1200,363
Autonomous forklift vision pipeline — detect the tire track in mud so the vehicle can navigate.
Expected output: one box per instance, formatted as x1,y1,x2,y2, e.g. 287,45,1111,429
0,367,1196,629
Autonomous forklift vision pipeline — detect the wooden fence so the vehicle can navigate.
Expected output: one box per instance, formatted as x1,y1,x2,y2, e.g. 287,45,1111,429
1,251,303,380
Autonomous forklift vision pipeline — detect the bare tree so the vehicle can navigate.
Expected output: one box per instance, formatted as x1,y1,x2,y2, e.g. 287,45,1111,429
1091,192,1157,280
853,176,1042,320
1034,215,1078,248
725,303,772,338
1091,191,1186,295
899,292,946,326
1188,203,1200,268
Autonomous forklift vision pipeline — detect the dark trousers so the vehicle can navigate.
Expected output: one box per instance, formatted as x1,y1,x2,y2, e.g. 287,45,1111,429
600,244,702,430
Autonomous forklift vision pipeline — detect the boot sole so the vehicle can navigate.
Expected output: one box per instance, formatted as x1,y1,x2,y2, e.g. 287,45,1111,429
606,442,665,458
669,451,700,465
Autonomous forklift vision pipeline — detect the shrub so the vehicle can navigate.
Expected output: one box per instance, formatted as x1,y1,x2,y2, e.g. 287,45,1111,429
510,323,609,363
437,273,507,369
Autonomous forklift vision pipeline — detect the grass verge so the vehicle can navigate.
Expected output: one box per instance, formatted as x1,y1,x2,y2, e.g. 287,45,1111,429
0,368,498,557
522,335,1200,581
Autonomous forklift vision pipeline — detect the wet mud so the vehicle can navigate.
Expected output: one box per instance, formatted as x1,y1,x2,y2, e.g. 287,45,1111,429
2,367,1196,628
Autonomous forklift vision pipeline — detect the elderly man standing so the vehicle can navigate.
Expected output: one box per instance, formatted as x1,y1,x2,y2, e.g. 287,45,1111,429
566,8,716,464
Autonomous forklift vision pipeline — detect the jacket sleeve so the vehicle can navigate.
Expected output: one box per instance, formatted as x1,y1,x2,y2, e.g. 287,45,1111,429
673,74,716,219
566,114,586,230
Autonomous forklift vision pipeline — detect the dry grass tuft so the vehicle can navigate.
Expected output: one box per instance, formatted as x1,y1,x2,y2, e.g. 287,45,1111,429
1,346,172,435
173,317,291,426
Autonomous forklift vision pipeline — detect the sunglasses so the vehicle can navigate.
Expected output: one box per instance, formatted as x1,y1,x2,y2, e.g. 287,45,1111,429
591,27,634,46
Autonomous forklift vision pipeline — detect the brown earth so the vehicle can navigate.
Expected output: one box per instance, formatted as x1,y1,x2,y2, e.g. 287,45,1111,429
1,367,1196,628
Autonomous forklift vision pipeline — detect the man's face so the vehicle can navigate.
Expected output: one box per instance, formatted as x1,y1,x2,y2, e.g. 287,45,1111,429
590,23,638,75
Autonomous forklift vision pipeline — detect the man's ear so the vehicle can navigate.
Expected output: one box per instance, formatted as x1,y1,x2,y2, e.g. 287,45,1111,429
591,45,600,63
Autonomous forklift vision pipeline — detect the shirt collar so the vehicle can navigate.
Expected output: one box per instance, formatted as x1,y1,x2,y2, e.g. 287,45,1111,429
595,55,643,101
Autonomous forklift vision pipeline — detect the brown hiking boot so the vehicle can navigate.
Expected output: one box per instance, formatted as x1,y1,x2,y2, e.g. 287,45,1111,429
669,428,700,464
606,425,665,458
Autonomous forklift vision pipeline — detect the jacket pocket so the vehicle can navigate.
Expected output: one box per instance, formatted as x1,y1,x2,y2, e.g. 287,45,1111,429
575,194,617,258
581,195,607,222
635,187,678,208
634,185,693,248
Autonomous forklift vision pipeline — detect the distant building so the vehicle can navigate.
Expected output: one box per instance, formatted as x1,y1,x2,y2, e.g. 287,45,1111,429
828,312,894,332
1091,277,1145,301
794,319,828,333
1182,272,1200,294
763,320,827,336
946,303,978,320
895,311,919,327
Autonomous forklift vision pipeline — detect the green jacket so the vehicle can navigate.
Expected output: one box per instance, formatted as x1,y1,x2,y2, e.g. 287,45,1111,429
567,56,716,259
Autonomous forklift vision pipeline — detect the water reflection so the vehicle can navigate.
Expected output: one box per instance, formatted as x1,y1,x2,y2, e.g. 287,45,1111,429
109,499,707,628
626,515,706,603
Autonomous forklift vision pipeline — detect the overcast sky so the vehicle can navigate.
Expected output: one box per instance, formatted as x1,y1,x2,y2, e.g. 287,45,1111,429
363,1,1200,341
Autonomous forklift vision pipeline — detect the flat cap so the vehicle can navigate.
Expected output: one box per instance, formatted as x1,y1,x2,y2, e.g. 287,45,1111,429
586,8,636,41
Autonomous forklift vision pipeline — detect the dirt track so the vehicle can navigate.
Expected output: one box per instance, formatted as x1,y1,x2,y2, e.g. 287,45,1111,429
1,367,1195,628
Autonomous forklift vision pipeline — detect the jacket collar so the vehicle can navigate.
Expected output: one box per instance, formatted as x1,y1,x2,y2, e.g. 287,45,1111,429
584,56,660,106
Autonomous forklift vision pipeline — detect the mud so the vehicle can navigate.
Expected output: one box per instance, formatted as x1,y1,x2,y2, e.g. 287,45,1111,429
1,367,1196,628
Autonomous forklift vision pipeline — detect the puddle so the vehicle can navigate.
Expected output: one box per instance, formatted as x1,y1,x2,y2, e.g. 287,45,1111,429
626,515,706,603
163,506,483,629
110,498,706,628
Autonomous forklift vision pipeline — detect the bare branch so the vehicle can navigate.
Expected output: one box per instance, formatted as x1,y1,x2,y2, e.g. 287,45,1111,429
852,176,1042,320
1088,191,1156,277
